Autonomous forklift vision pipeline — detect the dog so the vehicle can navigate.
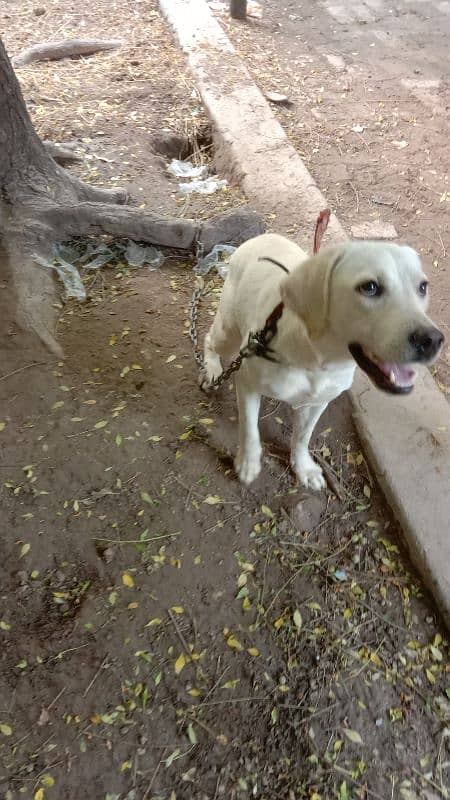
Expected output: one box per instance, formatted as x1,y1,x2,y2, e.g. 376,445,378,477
202,233,444,489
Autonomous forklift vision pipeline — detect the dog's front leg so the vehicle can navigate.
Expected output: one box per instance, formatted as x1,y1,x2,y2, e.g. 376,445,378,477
291,402,327,491
235,374,262,485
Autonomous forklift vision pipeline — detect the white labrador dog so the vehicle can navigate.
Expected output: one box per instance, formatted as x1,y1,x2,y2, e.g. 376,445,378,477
202,233,443,489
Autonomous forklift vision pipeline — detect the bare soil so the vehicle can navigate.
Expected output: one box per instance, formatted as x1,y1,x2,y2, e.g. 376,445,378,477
1,2,449,800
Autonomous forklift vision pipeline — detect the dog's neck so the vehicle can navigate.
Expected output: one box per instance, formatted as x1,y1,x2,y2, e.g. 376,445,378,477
274,307,354,371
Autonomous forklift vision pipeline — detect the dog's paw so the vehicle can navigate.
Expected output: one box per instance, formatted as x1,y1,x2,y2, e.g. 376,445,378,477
198,366,221,393
293,455,326,491
235,449,261,485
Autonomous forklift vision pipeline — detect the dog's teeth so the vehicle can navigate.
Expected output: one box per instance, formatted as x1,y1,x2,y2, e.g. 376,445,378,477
389,370,396,384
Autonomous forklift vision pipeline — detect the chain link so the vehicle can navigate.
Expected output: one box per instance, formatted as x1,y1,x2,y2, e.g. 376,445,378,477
188,278,283,391
189,279,248,390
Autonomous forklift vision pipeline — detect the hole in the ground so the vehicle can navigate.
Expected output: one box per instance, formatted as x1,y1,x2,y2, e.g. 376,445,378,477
150,124,213,161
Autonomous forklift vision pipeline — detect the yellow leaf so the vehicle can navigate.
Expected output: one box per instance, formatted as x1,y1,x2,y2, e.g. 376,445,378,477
188,688,201,697
94,420,108,429
127,602,139,610
145,617,162,627
120,760,132,772
426,668,436,685
34,790,45,800
293,609,303,629
237,573,247,588
171,606,184,614
204,495,222,505
51,401,64,410
41,775,55,788
175,653,187,674
0,422,6,432
226,634,243,650
343,728,363,745
222,679,240,689
122,572,134,588
0,621,11,631
131,364,143,370
274,616,285,630
261,505,274,518
343,608,352,619
148,435,163,442
179,429,192,441
247,647,260,657
199,418,214,425
0,723,12,736
20,543,30,558
242,596,251,611
166,355,176,363
370,651,382,667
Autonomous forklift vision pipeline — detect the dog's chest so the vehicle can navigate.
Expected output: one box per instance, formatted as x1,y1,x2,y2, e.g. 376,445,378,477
253,362,354,407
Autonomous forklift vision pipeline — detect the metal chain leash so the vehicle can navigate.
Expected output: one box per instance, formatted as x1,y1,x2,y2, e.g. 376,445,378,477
189,276,284,391
189,279,254,390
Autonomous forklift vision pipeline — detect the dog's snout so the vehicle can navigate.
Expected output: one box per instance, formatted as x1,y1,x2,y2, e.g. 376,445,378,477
408,327,444,360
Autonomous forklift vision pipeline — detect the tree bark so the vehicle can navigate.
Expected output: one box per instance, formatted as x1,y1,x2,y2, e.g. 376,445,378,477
230,0,247,20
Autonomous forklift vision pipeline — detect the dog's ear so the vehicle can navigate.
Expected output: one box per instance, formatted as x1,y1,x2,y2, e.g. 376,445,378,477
279,246,343,338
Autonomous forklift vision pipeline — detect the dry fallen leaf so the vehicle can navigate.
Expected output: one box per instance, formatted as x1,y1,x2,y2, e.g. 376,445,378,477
343,728,363,745
175,653,187,674
122,572,134,588
204,495,222,505
226,634,243,650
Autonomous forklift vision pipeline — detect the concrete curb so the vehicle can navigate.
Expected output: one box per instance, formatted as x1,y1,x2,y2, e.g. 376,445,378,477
159,0,450,627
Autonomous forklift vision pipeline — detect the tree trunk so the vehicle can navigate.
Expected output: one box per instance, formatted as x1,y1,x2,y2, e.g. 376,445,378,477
230,0,247,20
0,37,264,356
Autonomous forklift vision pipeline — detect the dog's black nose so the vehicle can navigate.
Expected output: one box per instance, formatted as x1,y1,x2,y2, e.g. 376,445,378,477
409,327,444,360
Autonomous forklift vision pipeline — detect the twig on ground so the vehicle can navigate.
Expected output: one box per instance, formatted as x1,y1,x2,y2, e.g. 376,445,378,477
0,362,45,382
83,655,108,697
168,607,192,659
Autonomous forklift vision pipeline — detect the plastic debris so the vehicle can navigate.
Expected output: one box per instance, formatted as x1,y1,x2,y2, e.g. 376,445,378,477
179,177,228,195
33,237,166,300
334,568,348,582
124,241,165,270
167,158,208,180
33,251,87,301
195,244,236,278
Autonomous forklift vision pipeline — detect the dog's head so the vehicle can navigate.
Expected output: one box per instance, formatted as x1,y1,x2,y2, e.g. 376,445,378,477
280,241,444,394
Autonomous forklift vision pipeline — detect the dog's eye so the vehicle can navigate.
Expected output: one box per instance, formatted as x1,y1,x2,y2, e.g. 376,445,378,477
418,281,428,297
358,280,382,297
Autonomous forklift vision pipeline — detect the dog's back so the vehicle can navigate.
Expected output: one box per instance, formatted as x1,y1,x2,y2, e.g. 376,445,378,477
224,233,308,334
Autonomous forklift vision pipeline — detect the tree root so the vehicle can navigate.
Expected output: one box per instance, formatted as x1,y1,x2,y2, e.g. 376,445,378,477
12,38,122,67
44,141,83,165
38,201,265,253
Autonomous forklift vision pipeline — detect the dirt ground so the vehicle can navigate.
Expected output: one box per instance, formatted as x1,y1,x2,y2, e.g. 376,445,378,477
1,2,450,800
215,0,450,393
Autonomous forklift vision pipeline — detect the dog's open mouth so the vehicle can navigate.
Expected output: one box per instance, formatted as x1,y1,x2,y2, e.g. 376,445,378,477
349,343,416,394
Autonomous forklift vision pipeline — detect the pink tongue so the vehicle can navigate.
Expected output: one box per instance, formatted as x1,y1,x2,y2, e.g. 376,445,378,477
378,360,416,387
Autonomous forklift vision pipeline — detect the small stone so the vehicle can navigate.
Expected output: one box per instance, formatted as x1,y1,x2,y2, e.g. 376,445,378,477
351,221,398,240
33,6,47,14
265,91,292,105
